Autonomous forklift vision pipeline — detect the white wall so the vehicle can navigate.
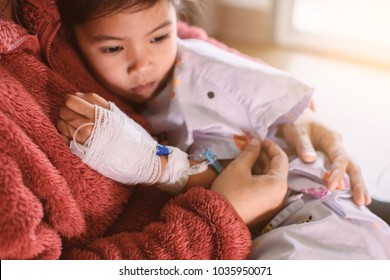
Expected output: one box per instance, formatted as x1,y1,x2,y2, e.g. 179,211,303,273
196,0,275,43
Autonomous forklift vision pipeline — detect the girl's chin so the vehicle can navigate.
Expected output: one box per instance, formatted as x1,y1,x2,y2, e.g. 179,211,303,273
123,91,155,103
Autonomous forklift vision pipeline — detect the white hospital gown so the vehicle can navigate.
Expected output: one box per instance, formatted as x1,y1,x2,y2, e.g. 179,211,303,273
145,38,313,160
251,152,390,259
145,38,390,259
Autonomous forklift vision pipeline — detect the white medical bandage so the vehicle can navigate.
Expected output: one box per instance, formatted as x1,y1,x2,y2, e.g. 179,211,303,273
69,103,161,185
158,146,190,194
158,147,224,194
69,102,220,194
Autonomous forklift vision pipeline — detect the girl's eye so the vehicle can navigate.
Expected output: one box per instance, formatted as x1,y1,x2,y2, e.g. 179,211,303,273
151,34,170,44
101,46,124,54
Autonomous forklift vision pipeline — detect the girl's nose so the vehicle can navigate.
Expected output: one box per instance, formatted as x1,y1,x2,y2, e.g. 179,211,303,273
127,48,152,75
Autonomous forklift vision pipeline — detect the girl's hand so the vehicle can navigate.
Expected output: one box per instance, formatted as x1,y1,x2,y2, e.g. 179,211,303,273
57,92,169,186
211,138,288,229
57,92,109,144
282,108,371,206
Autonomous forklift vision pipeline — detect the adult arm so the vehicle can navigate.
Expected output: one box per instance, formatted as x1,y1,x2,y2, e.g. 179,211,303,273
63,138,288,259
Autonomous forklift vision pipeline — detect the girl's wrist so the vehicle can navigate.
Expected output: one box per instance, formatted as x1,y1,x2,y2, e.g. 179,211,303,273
157,155,168,182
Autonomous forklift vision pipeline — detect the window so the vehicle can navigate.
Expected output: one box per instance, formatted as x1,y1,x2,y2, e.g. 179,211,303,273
274,0,390,66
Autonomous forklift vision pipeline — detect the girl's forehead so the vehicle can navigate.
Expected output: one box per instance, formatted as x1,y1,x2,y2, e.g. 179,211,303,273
75,1,176,37
102,0,173,15
92,0,175,21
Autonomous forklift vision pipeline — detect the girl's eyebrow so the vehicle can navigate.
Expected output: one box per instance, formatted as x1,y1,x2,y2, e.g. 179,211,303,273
147,20,172,35
91,20,172,42
92,35,124,41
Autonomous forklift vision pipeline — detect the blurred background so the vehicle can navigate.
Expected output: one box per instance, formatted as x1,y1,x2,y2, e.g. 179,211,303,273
191,0,390,202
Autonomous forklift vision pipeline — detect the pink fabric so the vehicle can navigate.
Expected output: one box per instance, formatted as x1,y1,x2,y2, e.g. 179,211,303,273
0,0,251,259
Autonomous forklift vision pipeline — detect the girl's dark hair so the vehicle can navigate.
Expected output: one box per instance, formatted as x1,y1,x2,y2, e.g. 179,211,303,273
56,0,200,29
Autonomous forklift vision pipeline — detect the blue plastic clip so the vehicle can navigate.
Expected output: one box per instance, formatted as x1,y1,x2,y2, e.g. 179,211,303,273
204,148,223,174
156,144,170,156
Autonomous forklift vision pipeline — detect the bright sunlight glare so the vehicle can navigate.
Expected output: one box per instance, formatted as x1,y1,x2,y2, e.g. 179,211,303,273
292,0,390,47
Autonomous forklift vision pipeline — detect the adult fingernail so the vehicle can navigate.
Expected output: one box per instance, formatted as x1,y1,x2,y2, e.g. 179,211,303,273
302,151,317,162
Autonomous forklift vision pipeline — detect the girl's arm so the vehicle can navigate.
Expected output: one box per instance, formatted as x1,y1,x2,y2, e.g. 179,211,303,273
62,138,288,260
57,92,223,192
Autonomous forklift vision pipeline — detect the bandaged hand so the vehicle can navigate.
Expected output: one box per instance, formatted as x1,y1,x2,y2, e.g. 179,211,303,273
57,93,189,192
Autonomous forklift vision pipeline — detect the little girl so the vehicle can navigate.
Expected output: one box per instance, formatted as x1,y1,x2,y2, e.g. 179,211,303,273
56,0,390,259
56,0,312,191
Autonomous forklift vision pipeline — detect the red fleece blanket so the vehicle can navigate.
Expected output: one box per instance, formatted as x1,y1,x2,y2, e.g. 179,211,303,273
0,4,251,259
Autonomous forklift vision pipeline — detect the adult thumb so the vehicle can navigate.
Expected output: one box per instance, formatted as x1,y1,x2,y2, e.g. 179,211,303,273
234,138,261,170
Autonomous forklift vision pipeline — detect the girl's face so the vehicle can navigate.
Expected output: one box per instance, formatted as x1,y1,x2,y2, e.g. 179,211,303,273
74,1,178,103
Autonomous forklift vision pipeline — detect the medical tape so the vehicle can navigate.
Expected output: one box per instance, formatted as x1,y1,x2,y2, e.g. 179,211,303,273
188,148,224,175
70,103,161,185
72,122,95,154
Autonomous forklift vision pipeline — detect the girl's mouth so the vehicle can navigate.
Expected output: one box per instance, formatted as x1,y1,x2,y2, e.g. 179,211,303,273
131,82,155,95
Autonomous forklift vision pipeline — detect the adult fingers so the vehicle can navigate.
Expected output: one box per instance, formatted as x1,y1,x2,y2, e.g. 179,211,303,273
347,160,371,206
311,123,371,205
314,122,346,163
254,150,270,175
261,138,289,180
283,123,317,163
228,138,261,174
312,123,349,190
256,139,289,206
324,154,348,191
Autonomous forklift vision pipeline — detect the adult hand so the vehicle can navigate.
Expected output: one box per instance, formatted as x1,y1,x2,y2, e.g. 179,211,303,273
282,108,371,206
57,92,109,144
211,138,288,229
